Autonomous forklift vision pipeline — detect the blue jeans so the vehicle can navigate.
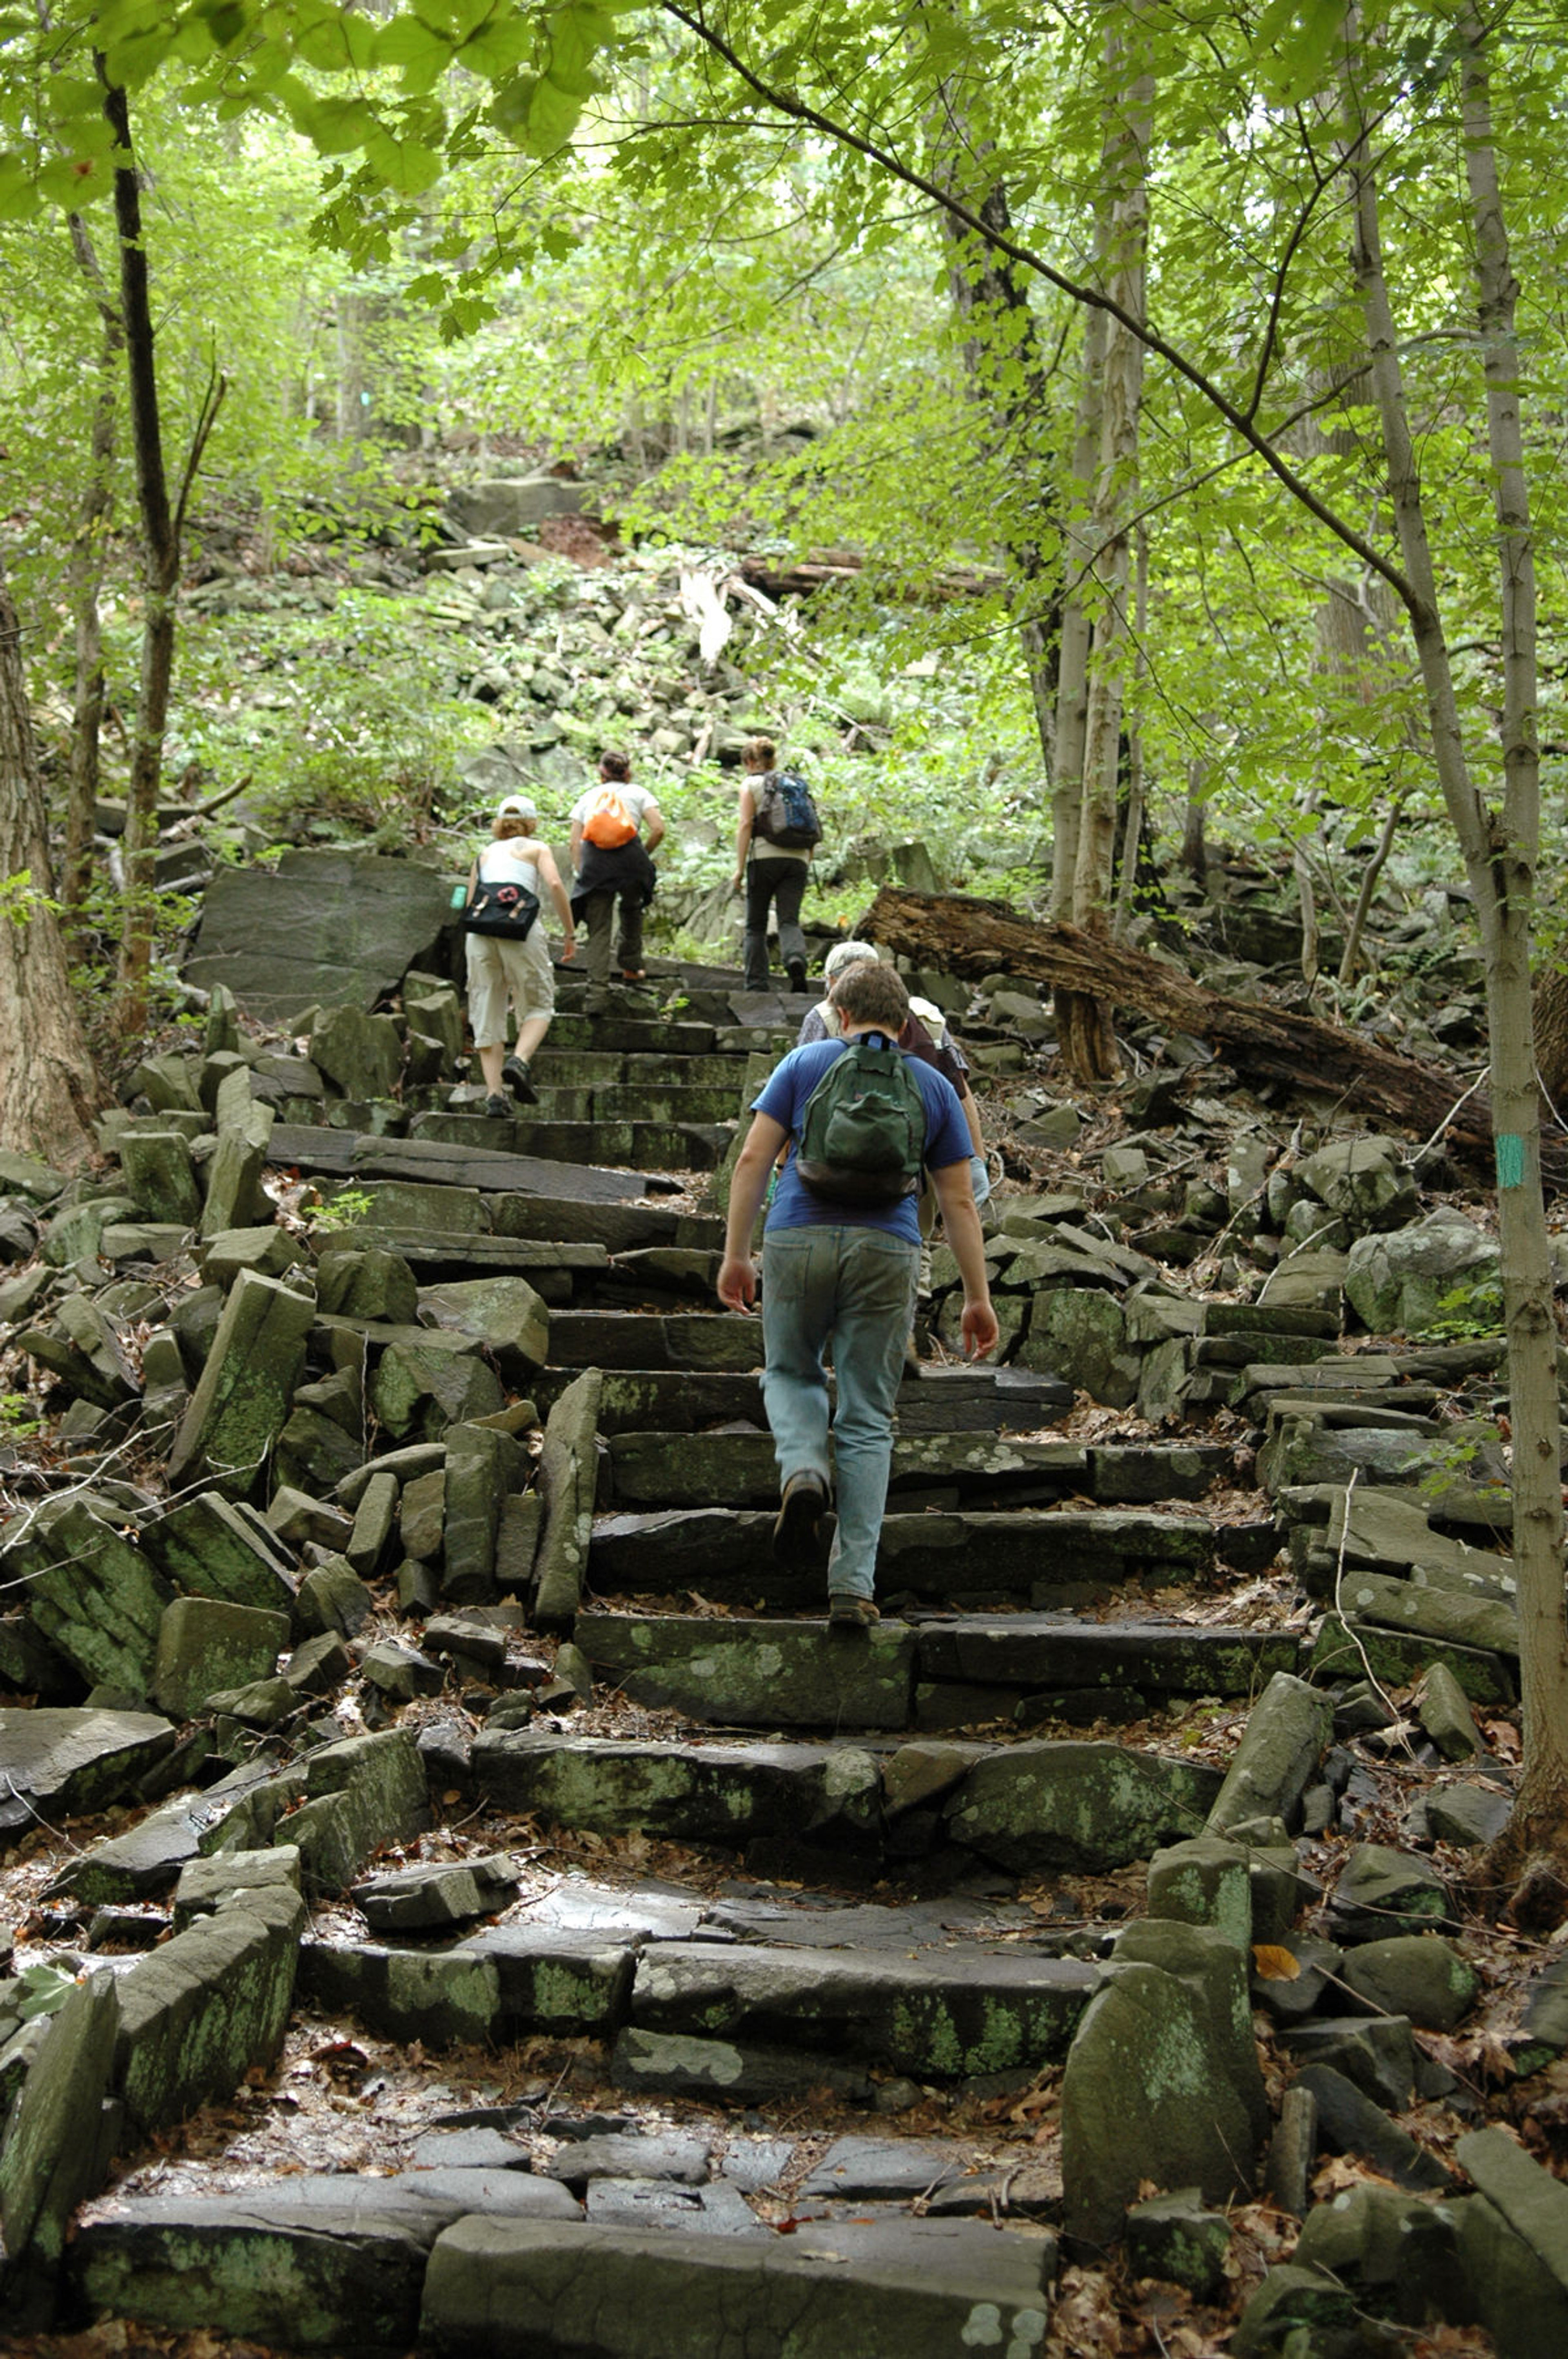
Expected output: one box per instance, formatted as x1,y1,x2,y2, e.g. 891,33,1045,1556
761,1225,920,1599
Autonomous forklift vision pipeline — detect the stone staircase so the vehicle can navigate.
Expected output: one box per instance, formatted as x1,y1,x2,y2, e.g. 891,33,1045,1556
3,952,1556,2354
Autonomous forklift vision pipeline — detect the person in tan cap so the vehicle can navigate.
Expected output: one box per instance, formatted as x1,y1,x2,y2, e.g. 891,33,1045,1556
464,792,575,1116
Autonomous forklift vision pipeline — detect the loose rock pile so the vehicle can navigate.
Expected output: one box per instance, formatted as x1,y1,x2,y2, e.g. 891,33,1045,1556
1,912,1565,2357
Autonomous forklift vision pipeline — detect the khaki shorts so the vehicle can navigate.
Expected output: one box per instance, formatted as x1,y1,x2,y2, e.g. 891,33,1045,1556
465,925,555,1046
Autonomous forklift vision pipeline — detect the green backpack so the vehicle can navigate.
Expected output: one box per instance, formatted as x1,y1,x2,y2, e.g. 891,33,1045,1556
795,1035,927,1205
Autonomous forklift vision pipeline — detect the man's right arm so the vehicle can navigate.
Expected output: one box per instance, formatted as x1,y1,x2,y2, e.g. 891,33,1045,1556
717,1111,790,1311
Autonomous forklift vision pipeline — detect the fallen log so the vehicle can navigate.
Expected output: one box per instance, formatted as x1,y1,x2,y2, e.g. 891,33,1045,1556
738,551,1002,603
861,888,1566,1189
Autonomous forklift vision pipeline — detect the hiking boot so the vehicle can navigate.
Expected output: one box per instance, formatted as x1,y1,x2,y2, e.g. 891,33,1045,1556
483,1092,511,1120
502,1055,538,1105
828,1593,880,1630
786,960,807,996
773,1469,829,1569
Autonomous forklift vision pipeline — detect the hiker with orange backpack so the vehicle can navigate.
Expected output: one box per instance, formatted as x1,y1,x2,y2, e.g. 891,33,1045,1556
569,749,665,1012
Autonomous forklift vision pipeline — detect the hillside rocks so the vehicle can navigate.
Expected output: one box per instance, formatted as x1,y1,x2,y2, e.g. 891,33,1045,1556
0,913,1561,2355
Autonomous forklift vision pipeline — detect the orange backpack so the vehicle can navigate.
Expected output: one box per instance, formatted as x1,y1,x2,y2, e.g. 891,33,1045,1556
582,787,637,848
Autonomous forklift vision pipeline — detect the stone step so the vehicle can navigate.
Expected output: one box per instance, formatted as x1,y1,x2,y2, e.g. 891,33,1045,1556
577,1611,1303,1729
468,1728,1223,1873
413,1113,733,1172
549,1311,764,1371
533,1365,1073,1434
588,1505,1270,1608
599,1430,1232,1512
523,1084,743,1126
531,1050,758,1089
268,1122,647,1203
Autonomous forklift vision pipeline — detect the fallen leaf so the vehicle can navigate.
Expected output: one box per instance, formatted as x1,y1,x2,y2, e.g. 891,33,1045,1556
1252,1943,1301,1980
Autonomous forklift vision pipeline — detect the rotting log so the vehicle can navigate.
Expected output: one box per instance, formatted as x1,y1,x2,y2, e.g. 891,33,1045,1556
737,551,1002,603
862,887,1567,1187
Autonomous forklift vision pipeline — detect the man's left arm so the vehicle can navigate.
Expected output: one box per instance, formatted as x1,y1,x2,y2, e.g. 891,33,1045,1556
929,1158,999,1360
717,1111,789,1311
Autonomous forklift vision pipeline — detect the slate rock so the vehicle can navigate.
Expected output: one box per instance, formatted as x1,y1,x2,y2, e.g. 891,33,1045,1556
1229,2262,1360,2359
946,1741,1223,1873
1423,1779,1513,1849
0,1969,119,2311
585,2180,760,2235
310,1005,404,1101
1125,2190,1231,2300
352,1852,522,1933
186,848,454,1020
533,1368,602,1625
545,2132,713,2189
419,2212,1052,2357
1345,1205,1500,1333
1454,2126,1568,2358
1292,2061,1451,2192
418,1275,550,1380
798,2137,964,2204
0,1707,174,1835
1293,2181,1466,2327
1061,1920,1266,2249
166,1269,314,1497
1340,1933,1479,2031
1145,1836,1253,1949
1283,2014,1417,2110
610,2026,874,2108
2,1497,173,1698
114,1883,305,2132
1329,1843,1450,1942
1205,1671,1334,1838
317,1244,421,1324
153,1597,290,1721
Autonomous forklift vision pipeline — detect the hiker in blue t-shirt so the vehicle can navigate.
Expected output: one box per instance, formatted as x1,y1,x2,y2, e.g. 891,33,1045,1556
717,960,998,1629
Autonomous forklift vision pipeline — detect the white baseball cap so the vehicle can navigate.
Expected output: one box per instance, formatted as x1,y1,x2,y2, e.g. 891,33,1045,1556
496,794,538,821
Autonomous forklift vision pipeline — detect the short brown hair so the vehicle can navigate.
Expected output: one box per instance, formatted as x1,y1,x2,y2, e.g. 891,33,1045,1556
831,959,909,1032
744,735,777,771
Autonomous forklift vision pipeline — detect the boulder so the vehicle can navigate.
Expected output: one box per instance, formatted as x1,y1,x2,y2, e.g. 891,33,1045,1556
1345,1206,1500,1334
166,1269,315,1497
1296,1137,1419,1235
185,849,454,1021
153,1598,290,1721
946,1743,1223,1874
0,1970,120,2322
1061,1919,1267,2249
2,1500,174,1699
1205,1672,1334,1836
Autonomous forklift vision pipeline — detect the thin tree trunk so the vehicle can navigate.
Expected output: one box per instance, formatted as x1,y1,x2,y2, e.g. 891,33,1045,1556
64,212,123,918
1112,522,1150,941
102,71,224,1032
1051,293,1109,922
929,73,1059,780
1062,12,1152,1081
1338,786,1406,985
0,558,99,1161
1346,11,1568,1880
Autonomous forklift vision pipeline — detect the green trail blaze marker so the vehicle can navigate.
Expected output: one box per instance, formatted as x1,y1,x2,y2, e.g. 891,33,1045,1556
1496,1134,1526,1189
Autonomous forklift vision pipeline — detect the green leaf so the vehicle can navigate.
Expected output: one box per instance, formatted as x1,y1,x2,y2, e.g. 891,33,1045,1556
1254,0,1346,102
363,125,445,194
37,153,118,207
460,15,535,77
0,151,40,221
374,13,453,68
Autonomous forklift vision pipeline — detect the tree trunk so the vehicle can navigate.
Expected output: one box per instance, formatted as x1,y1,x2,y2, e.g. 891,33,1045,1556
928,64,1059,777
102,73,223,1033
64,212,123,918
1535,966,1568,1113
1057,12,1152,1083
860,885,1568,1187
1345,10,1568,1885
103,73,177,1029
0,558,100,1162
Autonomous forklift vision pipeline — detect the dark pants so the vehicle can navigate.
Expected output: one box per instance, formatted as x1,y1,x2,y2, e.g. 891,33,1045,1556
580,887,645,984
743,858,808,990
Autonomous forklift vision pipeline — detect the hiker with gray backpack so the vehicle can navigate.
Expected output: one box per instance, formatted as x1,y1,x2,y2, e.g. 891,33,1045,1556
717,959,997,1629
731,734,820,994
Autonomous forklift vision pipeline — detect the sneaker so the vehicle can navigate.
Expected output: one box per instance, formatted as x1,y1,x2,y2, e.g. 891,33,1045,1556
828,1593,880,1629
786,960,808,995
502,1055,538,1105
483,1092,511,1119
773,1469,829,1569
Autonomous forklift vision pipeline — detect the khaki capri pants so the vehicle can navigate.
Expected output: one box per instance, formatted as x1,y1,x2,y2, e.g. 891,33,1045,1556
465,925,555,1048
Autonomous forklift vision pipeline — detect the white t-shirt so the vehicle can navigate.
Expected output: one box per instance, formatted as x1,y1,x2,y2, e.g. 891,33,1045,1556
570,780,661,836
477,839,545,884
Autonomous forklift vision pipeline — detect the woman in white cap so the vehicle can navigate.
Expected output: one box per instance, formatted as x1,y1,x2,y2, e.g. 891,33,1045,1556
465,793,575,1117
